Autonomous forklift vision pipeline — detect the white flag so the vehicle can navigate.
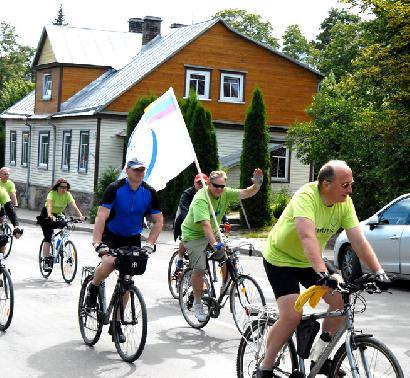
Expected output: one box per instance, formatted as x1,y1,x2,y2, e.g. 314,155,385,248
125,88,196,190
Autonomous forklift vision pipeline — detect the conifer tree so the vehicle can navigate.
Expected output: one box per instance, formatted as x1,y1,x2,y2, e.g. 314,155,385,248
240,87,271,228
53,4,67,26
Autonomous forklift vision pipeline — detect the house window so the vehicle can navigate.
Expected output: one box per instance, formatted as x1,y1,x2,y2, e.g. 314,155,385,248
9,131,17,166
38,132,50,169
185,69,210,99
42,74,52,100
21,132,29,167
270,144,290,182
78,131,89,173
220,72,244,102
61,130,72,171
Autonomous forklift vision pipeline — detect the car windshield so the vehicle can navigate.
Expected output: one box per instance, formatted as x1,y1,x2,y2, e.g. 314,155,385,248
380,197,410,225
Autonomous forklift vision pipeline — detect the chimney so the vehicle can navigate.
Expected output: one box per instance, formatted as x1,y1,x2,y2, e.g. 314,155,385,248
142,16,162,45
128,18,144,33
170,23,186,29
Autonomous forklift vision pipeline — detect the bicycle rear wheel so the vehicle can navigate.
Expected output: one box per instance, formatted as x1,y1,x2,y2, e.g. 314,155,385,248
78,274,103,346
230,274,266,335
60,240,78,284
179,268,212,329
0,267,14,331
2,224,13,259
167,250,181,299
113,285,147,362
38,240,53,278
331,336,404,377
236,317,298,378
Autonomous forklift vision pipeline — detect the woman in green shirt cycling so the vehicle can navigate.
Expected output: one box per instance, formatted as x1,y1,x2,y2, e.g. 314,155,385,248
37,178,84,271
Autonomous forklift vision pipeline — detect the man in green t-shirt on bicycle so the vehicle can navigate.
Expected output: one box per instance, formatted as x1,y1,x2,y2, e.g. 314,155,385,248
258,160,390,378
181,169,263,322
0,167,18,207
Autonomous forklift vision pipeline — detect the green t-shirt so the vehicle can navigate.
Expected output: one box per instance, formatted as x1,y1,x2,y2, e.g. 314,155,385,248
263,181,359,268
45,191,74,216
0,187,11,206
181,187,240,241
0,179,16,194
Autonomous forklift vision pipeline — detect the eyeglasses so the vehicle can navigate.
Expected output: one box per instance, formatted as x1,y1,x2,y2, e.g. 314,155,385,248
59,185,68,189
211,182,225,189
341,181,354,189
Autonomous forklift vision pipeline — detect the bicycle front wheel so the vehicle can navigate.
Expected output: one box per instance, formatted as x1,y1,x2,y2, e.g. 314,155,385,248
230,274,266,335
167,250,181,299
60,240,78,284
237,318,298,378
78,274,103,346
38,240,53,278
113,285,147,362
2,224,13,259
331,336,404,377
0,267,14,331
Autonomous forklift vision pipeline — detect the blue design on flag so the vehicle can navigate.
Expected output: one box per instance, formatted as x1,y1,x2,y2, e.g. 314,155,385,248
144,129,157,181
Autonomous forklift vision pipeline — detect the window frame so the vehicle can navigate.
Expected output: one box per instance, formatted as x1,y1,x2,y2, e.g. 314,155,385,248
185,68,211,100
9,131,17,166
219,71,245,103
37,131,50,169
61,130,72,171
270,143,290,183
21,131,29,168
78,130,90,173
42,73,52,100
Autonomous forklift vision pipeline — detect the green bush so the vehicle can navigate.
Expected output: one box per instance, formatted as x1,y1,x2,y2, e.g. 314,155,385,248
271,188,291,219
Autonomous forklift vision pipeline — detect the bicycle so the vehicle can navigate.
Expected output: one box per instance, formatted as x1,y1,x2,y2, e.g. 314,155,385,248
38,216,84,283
0,216,13,259
78,246,150,362
0,256,14,331
236,273,404,377
179,241,265,335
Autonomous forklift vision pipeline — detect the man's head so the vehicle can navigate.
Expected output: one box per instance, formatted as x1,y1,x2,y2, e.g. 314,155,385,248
317,160,354,205
0,167,10,182
194,173,208,191
208,170,227,198
125,158,146,184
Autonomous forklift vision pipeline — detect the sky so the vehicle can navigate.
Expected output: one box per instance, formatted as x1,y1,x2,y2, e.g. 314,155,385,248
2,0,349,48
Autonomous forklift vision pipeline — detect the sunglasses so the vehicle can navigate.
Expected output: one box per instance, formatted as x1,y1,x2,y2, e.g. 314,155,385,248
59,185,68,189
211,182,225,189
341,181,354,189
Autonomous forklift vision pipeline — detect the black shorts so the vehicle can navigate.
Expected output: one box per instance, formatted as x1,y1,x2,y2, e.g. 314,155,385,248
263,258,318,299
102,229,141,249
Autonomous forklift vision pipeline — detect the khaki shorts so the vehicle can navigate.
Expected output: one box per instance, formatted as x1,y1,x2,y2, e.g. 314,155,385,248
183,237,225,272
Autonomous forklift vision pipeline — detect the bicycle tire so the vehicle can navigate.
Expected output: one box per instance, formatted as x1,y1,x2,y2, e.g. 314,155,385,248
230,274,266,335
0,267,14,331
2,224,13,259
60,240,78,284
179,268,212,329
113,285,147,362
167,250,181,299
331,335,404,377
236,317,298,378
38,240,53,278
78,274,103,346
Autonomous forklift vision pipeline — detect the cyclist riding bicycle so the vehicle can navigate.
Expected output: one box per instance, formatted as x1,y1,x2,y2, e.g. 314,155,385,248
36,178,85,272
0,185,22,258
181,169,263,322
86,157,163,342
0,167,18,207
259,160,390,378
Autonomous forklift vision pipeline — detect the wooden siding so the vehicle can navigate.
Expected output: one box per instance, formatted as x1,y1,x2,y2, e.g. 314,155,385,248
61,66,108,103
107,22,320,126
34,67,61,114
38,37,56,65
216,128,244,159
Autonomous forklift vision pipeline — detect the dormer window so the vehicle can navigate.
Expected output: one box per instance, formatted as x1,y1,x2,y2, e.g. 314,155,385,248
42,74,52,100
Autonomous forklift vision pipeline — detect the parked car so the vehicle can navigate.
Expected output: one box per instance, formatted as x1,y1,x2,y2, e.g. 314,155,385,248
334,193,410,281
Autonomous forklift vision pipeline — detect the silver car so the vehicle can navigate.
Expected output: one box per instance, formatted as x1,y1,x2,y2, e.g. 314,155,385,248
334,193,410,281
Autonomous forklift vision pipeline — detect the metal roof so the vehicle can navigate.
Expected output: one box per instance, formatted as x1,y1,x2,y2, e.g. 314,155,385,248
0,91,35,119
33,25,142,70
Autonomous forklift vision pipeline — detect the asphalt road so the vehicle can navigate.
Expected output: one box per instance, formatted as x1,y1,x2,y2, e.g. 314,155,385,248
1,224,409,377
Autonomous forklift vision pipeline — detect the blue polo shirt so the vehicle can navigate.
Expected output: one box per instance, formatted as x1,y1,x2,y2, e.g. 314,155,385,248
100,178,161,237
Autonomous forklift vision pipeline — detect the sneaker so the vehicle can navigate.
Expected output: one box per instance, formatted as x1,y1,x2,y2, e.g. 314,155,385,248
311,358,346,377
175,258,184,271
254,368,281,378
85,283,99,308
108,320,126,343
193,302,207,322
43,257,53,272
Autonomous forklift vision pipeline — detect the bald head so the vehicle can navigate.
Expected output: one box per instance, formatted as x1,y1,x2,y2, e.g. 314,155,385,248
0,167,10,182
317,160,351,187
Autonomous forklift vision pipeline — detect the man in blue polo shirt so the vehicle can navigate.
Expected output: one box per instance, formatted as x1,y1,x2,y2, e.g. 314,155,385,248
86,158,163,339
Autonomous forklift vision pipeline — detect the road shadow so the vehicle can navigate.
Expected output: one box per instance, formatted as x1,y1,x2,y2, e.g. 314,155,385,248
12,277,71,291
27,339,137,377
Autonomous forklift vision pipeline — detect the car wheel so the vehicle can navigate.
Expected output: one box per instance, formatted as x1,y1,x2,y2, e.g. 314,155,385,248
340,245,362,282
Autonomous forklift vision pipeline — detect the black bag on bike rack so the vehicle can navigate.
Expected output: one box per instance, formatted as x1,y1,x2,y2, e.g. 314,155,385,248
115,246,148,275
296,318,320,358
